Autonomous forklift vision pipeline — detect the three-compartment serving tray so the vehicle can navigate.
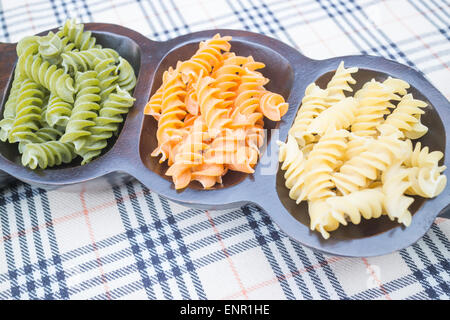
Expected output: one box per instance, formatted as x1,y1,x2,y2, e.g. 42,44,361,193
0,23,449,257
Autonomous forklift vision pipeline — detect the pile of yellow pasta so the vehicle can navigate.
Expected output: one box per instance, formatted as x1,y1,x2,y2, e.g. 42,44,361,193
278,61,447,239
145,34,288,189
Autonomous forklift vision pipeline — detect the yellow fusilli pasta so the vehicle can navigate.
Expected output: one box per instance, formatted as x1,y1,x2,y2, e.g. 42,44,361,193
351,79,400,137
288,83,328,146
377,93,428,139
308,97,357,135
403,141,447,198
278,61,446,239
325,61,358,104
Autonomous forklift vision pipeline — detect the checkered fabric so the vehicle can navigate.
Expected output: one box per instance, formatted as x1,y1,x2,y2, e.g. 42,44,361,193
0,0,449,300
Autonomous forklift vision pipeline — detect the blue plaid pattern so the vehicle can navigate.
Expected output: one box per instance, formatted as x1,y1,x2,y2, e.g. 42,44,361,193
0,0,448,300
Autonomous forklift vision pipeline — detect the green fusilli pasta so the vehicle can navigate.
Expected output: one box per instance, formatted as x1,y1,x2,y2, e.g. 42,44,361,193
0,68,25,141
57,18,100,51
21,140,75,169
61,48,119,75
1,19,136,169
16,36,39,57
60,70,101,151
38,31,64,65
8,79,46,143
94,57,119,102
77,85,135,164
18,53,75,103
18,125,63,154
116,57,136,92
45,93,74,127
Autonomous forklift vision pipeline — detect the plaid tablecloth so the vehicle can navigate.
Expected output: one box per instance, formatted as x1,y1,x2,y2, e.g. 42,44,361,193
0,0,449,300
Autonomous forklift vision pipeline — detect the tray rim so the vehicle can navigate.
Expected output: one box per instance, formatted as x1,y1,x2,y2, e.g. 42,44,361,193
0,23,448,258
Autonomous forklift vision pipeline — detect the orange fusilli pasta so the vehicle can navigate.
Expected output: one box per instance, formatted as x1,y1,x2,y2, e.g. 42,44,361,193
145,34,289,189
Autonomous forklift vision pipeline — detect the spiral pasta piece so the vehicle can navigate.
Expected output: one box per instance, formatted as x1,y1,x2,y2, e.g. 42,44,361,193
403,141,447,198
77,85,135,164
60,71,101,150
277,135,307,201
326,187,385,226
144,87,163,120
298,129,348,202
38,31,63,65
212,54,265,105
332,133,408,195
21,140,75,169
325,61,358,104
18,125,63,154
57,19,99,51
165,118,211,189
94,57,119,102
116,57,136,92
178,34,232,82
351,79,400,137
152,68,188,164
0,68,25,141
377,93,428,139
308,199,339,240
403,141,444,169
228,69,267,129
3,68,24,119
212,58,245,103
61,48,119,74
8,79,46,143
194,75,230,137
45,92,73,127
308,97,357,135
16,36,39,57
259,92,288,121
18,53,75,103
406,166,447,198
288,83,328,146
382,164,414,226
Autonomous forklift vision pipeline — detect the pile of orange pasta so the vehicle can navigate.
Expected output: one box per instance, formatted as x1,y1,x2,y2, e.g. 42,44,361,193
144,34,289,189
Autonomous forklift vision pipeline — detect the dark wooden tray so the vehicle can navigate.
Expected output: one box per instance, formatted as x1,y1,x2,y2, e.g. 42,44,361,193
0,23,448,257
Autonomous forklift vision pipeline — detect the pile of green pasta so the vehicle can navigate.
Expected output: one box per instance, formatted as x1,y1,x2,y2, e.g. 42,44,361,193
0,19,136,169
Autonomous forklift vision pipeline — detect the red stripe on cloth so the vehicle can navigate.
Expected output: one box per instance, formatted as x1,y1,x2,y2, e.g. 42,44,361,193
198,0,219,29
80,187,111,300
24,1,37,32
299,4,447,50
221,256,342,299
287,0,335,54
383,0,449,71
0,190,144,244
108,0,125,26
206,210,249,299
362,257,391,300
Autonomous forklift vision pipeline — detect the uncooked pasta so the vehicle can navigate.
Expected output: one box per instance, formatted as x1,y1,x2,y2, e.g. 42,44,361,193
0,19,136,169
278,61,447,239
144,34,289,190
